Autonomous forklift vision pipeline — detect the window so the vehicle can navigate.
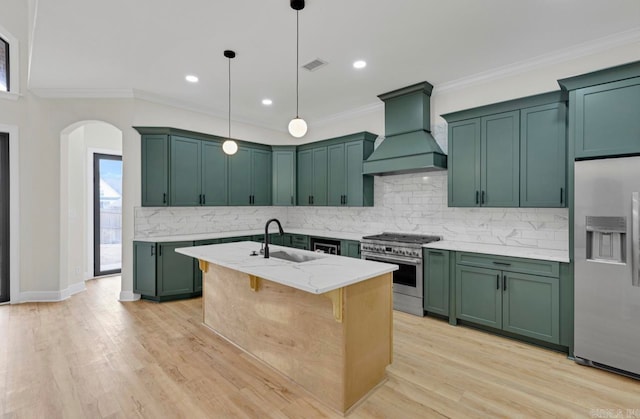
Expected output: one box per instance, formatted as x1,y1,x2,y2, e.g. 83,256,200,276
0,37,8,92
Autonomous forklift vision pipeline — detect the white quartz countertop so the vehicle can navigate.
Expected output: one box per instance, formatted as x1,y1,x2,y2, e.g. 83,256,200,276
423,241,570,263
176,241,398,294
134,228,371,243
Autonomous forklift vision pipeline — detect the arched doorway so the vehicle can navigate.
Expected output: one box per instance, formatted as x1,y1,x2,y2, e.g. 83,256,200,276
60,121,123,294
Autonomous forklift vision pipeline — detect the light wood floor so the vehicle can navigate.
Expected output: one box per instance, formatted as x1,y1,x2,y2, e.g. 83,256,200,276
1,276,638,418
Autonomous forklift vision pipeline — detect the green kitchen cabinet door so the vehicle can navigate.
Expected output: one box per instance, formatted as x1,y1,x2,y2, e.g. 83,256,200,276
448,119,481,207
327,144,346,206
520,103,567,207
312,147,328,206
574,77,640,159
170,136,202,206
297,149,313,206
456,265,502,329
201,141,228,206
157,241,195,297
141,135,169,206
251,148,272,206
228,146,252,206
341,240,361,258
502,272,560,344
424,249,450,316
272,147,296,206
481,110,520,207
133,241,156,296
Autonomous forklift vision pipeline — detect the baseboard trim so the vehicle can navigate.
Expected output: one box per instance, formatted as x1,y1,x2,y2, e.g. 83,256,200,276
119,291,141,302
18,281,86,303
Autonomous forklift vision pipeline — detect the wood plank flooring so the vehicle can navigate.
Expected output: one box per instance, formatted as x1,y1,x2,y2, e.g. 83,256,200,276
1,276,638,418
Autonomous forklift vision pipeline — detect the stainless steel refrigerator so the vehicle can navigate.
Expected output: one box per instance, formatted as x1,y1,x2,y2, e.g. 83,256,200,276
574,156,640,378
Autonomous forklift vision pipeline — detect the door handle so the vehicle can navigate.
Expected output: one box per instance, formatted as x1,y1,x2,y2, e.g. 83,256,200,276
343,195,347,205
202,194,206,205
311,196,314,205
291,196,293,205
482,190,485,204
158,245,162,257
493,261,511,266
503,274,507,291
151,245,155,256
163,193,167,204
632,192,639,287
560,187,564,205
476,191,479,205
496,274,500,290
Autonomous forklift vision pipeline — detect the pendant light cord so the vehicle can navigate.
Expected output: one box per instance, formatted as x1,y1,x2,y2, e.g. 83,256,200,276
228,56,232,138
296,9,299,118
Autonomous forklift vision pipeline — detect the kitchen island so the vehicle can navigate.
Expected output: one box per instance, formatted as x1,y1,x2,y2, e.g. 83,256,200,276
176,241,398,414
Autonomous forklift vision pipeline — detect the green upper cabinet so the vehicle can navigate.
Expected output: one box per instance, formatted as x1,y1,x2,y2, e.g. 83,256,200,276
481,111,519,207
229,145,272,206
298,132,375,207
447,120,481,207
443,92,567,208
297,146,327,205
272,147,296,206
520,102,567,207
141,134,169,206
201,141,228,206
170,136,202,206
558,63,640,159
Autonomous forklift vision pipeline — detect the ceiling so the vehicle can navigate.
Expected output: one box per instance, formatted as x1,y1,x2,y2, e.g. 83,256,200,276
28,0,640,133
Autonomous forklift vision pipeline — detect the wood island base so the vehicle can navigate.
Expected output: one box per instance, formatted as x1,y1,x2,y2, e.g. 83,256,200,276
200,262,393,414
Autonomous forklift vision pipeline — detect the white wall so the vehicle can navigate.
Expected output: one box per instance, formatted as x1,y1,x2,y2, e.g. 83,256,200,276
1,0,639,301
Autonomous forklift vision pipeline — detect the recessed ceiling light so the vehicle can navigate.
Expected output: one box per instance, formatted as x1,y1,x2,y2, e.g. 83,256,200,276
185,74,199,83
353,60,367,69
262,98,273,106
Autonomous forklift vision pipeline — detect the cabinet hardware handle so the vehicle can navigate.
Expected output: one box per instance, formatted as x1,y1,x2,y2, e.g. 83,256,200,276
476,191,479,205
163,193,167,204
344,195,347,205
493,261,511,266
291,196,293,205
159,245,162,257
503,274,507,291
311,196,314,205
496,274,500,290
151,245,155,256
203,194,206,205
431,251,443,255
560,187,563,205
482,190,485,204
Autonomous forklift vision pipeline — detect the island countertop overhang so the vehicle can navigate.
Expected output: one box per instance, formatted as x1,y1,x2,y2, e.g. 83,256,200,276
176,241,398,294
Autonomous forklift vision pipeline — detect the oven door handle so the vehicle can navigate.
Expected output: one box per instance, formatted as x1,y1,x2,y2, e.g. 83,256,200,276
362,254,422,265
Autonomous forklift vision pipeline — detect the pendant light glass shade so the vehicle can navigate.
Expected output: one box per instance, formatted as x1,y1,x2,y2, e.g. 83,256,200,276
223,49,238,155
222,139,238,155
288,0,307,138
288,117,307,138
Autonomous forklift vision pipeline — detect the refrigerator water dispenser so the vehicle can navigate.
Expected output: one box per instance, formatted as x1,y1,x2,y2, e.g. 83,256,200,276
585,216,626,263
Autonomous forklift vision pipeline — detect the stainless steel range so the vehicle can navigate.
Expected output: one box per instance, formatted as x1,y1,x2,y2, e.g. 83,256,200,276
361,232,441,316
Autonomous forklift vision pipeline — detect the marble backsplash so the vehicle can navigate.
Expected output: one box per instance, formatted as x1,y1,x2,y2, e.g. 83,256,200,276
135,171,568,251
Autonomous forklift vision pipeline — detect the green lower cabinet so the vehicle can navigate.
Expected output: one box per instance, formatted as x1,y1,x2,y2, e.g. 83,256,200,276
134,241,157,296
133,240,200,301
340,240,361,258
219,235,252,243
288,234,309,250
456,265,502,329
455,258,561,345
502,272,559,344
423,249,449,316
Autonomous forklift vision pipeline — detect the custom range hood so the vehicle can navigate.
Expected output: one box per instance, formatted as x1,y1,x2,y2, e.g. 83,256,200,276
363,81,447,175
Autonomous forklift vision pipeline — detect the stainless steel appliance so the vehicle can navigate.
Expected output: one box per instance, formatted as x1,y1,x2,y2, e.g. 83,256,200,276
310,237,341,255
361,232,441,315
574,156,640,378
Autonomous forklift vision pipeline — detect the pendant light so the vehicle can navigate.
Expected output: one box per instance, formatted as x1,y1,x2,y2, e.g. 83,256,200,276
222,50,238,155
288,0,307,138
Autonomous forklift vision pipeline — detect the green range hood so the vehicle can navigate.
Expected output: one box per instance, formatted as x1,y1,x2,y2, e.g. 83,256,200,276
363,81,447,175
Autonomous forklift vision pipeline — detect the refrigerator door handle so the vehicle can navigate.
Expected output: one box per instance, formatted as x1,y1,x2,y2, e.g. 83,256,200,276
632,192,639,287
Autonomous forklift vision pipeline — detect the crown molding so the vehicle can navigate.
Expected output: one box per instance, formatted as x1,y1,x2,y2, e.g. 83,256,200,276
312,101,383,128
434,28,640,94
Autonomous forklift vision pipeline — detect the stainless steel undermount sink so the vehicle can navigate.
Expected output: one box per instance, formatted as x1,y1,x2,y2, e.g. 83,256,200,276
269,250,325,263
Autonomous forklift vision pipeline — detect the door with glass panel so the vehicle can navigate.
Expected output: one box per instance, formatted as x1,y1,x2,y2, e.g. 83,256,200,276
94,153,122,276
0,133,9,302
